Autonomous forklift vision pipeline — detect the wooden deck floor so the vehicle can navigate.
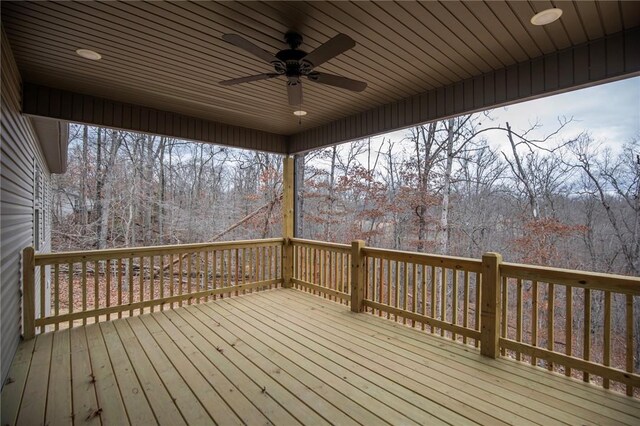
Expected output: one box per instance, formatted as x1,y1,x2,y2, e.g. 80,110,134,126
2,289,640,426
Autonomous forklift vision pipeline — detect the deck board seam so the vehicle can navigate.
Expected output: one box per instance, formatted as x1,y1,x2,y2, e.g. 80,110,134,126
260,290,629,425
224,293,523,425
284,288,640,411
194,302,407,425
280,288,640,417
205,298,463,425
181,303,358,426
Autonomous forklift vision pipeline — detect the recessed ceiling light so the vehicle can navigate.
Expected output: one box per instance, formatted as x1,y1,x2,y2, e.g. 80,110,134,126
530,8,563,26
293,110,307,116
75,49,102,60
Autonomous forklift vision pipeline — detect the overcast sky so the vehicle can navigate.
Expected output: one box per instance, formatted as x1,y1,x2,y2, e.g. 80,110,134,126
370,75,639,153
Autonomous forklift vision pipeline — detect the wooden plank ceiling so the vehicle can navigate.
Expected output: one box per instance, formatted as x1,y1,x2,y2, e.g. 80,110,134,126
2,1,640,151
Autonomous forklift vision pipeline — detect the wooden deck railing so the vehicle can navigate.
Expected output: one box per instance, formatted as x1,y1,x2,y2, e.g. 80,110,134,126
290,238,351,303
23,238,283,335
499,261,640,396
22,237,639,396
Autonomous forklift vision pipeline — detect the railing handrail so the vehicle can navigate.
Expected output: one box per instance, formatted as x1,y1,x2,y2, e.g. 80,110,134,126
289,237,351,252
34,238,284,265
501,261,640,295
362,246,483,273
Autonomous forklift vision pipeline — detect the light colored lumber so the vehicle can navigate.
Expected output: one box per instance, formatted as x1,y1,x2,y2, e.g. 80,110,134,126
350,240,365,313
45,331,72,425
16,332,53,426
234,293,526,425
123,317,215,425
363,300,480,339
84,323,129,425
281,289,640,419
35,278,282,327
291,278,349,300
1,338,35,425
209,298,455,425
70,327,100,424
34,238,284,265
481,252,502,358
154,310,298,425
197,301,415,425
268,289,635,425
363,246,483,273
99,321,156,424
22,247,35,339
111,320,186,426
500,262,640,295
184,304,355,426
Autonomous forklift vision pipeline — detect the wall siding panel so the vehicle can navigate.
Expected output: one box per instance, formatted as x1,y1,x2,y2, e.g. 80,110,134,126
1,32,52,385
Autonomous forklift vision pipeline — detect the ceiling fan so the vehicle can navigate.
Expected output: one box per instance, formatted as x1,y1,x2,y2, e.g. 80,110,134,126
219,31,367,106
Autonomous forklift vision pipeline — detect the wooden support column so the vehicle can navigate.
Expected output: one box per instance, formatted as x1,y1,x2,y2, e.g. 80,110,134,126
350,240,366,312
282,156,294,288
22,246,36,339
481,252,502,358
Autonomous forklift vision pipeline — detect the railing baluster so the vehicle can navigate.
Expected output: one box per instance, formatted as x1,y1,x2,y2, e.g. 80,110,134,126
170,254,175,309
128,257,134,317
386,259,392,318
531,280,538,366
475,271,481,347
235,248,240,296
565,285,572,376
94,261,99,324
179,254,184,306
68,262,73,328
150,255,155,310
117,258,123,319
516,278,522,361
106,260,111,321
603,291,611,389
412,263,418,327
463,270,469,343
40,265,45,333
547,283,555,371
441,266,446,336
626,294,634,396
452,269,458,340
583,288,591,382
204,250,209,302
81,261,87,326
187,253,193,304
430,265,436,333
422,264,428,330
501,276,508,356
54,263,60,331
139,256,144,314
160,255,165,311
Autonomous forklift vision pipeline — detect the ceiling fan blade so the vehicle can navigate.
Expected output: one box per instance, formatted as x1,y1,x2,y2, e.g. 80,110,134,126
287,80,303,106
301,33,356,69
219,73,280,86
222,34,281,64
306,72,367,92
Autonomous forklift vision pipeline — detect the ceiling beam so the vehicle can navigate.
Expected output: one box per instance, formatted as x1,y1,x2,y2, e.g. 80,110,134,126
21,83,288,154
289,28,640,154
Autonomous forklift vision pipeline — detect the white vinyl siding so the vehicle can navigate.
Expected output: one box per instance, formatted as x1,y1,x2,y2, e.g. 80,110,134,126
1,30,52,385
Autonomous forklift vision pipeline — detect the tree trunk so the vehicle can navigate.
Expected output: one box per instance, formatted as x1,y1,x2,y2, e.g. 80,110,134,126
438,119,455,254
294,153,305,238
80,125,89,230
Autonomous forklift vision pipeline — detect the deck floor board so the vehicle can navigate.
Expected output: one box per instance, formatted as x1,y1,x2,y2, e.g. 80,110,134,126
3,288,639,426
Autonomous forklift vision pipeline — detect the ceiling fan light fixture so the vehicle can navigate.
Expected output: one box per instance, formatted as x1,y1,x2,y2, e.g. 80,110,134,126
530,8,563,26
293,110,307,116
75,48,102,60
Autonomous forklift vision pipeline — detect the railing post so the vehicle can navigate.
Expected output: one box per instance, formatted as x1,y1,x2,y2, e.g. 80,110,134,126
481,252,502,358
22,246,36,339
282,156,294,288
350,240,366,313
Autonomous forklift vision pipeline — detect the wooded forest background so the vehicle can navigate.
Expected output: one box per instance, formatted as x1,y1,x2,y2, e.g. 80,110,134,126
53,112,639,278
